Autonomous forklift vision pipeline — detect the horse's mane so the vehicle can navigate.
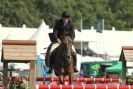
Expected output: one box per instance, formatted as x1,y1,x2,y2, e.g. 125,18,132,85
56,36,73,60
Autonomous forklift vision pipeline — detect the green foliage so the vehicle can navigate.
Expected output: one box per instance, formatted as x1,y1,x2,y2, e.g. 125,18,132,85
8,77,29,89
0,0,133,30
0,0,40,27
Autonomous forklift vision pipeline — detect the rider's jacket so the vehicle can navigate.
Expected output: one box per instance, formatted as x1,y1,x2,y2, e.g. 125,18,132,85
53,19,75,40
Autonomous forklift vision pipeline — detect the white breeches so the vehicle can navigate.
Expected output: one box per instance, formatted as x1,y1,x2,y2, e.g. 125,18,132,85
50,43,60,53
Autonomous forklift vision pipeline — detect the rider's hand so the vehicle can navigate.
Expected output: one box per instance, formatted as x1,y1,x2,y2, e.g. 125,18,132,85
57,38,61,44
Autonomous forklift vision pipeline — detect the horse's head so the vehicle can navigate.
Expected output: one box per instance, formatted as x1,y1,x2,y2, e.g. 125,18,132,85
59,36,73,61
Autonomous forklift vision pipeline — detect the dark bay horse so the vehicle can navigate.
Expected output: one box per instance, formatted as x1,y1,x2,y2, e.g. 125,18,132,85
52,36,74,84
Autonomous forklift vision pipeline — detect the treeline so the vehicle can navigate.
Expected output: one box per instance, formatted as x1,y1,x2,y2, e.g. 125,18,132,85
0,0,133,30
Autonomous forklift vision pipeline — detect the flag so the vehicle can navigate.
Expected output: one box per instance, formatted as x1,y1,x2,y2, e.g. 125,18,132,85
78,19,83,32
96,19,104,33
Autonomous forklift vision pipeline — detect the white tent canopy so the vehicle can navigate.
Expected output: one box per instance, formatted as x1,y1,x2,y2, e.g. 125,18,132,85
30,20,52,54
0,21,133,71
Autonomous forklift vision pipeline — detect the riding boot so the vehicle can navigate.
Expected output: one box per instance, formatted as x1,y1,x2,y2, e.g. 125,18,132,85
72,52,78,72
47,56,53,74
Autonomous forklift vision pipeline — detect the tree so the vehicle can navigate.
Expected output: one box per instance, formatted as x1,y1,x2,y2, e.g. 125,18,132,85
0,0,132,30
0,0,41,27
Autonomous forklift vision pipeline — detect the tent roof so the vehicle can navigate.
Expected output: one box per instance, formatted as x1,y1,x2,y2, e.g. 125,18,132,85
119,46,133,61
105,62,122,72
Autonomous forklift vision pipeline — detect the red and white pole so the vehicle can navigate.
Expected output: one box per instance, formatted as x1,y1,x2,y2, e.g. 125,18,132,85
36,85,133,89
36,77,120,82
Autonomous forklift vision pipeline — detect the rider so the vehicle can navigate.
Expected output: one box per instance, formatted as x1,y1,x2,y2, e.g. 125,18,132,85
46,11,78,74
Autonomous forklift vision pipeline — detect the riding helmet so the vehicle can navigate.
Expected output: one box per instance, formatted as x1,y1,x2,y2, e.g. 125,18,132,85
62,11,70,18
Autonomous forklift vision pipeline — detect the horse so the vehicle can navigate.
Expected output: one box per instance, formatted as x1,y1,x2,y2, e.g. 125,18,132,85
51,36,74,84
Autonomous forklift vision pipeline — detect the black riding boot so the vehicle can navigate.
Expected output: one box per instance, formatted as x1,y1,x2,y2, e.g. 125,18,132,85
47,56,53,74
47,51,56,74
72,52,78,72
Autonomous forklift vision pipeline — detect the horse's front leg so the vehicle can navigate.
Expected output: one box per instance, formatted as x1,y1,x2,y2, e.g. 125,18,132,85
59,75,64,84
68,64,74,84
68,68,74,85
69,74,73,84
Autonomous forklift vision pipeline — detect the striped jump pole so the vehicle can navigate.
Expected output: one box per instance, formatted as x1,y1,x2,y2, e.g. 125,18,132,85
36,77,120,82
0,77,120,83
36,85,133,89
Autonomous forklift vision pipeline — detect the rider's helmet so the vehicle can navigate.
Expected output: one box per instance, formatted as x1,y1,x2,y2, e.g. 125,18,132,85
62,11,70,18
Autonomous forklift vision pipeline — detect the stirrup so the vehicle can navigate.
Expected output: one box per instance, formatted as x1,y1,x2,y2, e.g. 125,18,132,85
47,69,52,74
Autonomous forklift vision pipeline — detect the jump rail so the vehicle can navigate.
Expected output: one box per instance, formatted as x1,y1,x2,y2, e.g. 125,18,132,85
36,85,133,89
36,77,120,82
0,77,120,82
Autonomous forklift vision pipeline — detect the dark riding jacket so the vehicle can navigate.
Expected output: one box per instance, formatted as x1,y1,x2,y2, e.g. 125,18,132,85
53,19,75,40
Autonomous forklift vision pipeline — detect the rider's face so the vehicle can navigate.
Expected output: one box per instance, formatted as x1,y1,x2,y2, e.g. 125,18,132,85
63,17,69,24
